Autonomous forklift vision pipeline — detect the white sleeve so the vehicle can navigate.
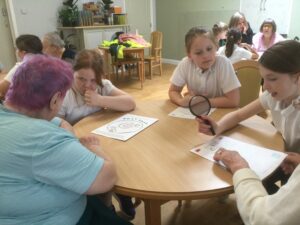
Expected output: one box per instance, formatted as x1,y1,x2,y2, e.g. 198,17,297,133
4,63,21,82
259,91,271,110
218,56,241,93
241,48,252,60
101,79,116,96
233,167,300,225
169,58,189,87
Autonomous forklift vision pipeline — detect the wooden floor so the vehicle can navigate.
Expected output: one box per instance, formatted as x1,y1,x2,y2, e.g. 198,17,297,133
111,64,244,225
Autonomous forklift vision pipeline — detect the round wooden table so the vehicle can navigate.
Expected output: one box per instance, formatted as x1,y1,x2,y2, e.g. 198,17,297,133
74,99,284,225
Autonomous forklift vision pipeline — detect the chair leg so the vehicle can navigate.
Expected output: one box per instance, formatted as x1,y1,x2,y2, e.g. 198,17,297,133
149,61,153,79
138,61,143,89
159,62,162,76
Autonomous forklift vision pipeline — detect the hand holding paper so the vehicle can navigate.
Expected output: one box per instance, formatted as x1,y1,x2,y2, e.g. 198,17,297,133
214,148,250,174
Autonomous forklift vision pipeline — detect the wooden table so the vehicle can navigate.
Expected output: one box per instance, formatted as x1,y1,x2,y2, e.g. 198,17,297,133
74,99,284,225
99,46,147,88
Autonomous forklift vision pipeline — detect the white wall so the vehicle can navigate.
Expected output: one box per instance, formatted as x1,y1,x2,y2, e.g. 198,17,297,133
7,0,62,39
7,0,126,40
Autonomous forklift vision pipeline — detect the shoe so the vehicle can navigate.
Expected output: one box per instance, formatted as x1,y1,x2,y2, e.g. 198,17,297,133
114,194,136,220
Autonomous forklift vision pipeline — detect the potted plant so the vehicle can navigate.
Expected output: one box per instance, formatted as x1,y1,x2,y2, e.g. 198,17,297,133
58,0,80,27
101,0,114,25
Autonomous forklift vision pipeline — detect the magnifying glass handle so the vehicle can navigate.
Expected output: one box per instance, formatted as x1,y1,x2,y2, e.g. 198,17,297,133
202,118,216,135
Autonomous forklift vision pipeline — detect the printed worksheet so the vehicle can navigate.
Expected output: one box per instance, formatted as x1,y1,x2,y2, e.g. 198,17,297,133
92,114,158,141
190,136,287,179
169,107,216,119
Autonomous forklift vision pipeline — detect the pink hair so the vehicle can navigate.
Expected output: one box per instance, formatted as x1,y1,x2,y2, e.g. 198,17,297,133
6,55,73,111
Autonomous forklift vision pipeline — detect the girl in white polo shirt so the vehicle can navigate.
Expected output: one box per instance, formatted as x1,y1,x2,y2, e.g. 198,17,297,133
217,28,258,64
169,27,241,108
197,40,300,195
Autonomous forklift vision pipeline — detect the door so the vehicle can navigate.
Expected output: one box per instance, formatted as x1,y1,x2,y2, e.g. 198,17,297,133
0,0,15,71
240,0,293,34
125,0,151,42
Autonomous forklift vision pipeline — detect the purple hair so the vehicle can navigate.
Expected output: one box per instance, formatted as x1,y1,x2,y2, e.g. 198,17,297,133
6,55,73,111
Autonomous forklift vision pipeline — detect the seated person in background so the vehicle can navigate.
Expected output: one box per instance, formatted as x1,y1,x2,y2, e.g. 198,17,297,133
213,148,300,225
212,21,228,48
0,55,131,225
217,28,258,64
168,27,241,108
57,49,137,220
229,12,254,46
42,31,65,58
252,18,285,55
0,34,42,100
197,40,300,195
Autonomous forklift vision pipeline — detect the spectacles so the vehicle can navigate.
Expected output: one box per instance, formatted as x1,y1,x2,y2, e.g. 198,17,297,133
263,24,272,28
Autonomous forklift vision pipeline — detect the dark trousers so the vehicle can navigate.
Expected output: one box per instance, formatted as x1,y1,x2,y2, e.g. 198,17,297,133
76,196,132,225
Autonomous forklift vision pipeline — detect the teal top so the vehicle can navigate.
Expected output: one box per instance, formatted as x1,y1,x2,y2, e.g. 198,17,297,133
0,104,104,225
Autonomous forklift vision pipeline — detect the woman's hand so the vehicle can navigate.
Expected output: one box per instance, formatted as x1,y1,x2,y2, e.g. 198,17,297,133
196,115,217,136
85,89,101,107
79,135,101,152
281,152,300,175
214,148,249,174
60,118,74,134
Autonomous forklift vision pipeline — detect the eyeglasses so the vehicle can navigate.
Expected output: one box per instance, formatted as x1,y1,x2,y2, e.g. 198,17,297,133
263,24,272,28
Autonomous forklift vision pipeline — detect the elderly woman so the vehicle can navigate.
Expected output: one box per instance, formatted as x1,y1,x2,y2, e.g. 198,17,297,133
252,18,285,55
42,31,66,58
0,55,131,225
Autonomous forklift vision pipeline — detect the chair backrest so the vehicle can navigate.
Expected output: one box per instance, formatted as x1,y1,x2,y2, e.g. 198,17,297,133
150,31,163,59
233,60,262,107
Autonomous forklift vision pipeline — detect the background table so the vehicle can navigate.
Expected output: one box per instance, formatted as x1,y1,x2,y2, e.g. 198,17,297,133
99,46,147,87
74,99,284,225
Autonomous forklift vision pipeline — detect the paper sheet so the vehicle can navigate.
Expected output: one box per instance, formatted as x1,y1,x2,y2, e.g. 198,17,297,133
92,114,158,141
169,107,216,119
190,136,287,179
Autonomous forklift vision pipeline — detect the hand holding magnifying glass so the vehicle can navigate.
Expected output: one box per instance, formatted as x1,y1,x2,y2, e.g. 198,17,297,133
188,95,216,135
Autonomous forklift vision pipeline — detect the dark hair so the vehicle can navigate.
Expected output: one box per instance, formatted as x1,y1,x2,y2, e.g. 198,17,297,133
259,18,277,33
6,55,73,111
15,34,43,54
228,12,246,28
259,40,300,74
73,49,104,87
225,28,242,57
185,27,217,53
212,21,228,37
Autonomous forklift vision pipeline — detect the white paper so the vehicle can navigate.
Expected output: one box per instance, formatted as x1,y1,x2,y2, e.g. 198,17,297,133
92,114,158,141
190,136,287,179
169,107,216,119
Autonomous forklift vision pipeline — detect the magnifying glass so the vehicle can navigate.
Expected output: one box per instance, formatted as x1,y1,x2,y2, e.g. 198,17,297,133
188,95,216,135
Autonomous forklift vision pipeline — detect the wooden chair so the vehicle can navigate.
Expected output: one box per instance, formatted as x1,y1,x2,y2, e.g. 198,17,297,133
233,60,262,107
144,31,163,79
111,51,144,89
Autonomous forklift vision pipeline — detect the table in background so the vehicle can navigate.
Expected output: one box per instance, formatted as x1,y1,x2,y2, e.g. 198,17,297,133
99,46,147,88
74,99,284,225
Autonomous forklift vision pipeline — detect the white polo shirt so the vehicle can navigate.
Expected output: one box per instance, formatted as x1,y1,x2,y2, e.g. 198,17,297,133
260,91,300,152
217,44,252,64
170,55,241,98
58,79,116,125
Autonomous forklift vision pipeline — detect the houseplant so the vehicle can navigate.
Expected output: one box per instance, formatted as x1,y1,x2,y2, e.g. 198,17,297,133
101,0,114,25
58,0,80,27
